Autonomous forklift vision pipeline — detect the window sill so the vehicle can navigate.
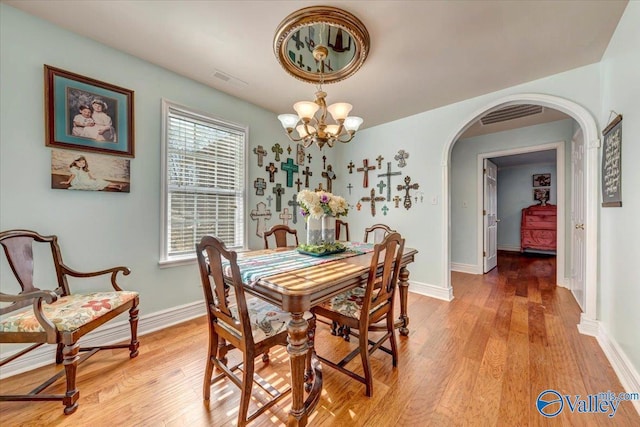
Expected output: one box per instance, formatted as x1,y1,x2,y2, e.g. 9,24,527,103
158,255,197,269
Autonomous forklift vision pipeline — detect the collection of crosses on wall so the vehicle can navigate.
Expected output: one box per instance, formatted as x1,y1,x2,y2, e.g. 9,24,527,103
251,142,339,237
250,143,423,237
348,149,422,216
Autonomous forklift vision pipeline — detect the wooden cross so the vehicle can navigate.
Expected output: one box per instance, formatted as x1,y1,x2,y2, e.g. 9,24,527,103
253,177,266,196
321,164,336,193
394,149,409,168
377,162,401,201
279,208,292,225
382,205,389,216
266,195,273,207
347,183,353,195
265,162,278,182
393,195,402,208
307,153,312,164
272,184,285,212
253,145,267,167
297,144,305,165
361,188,386,216
271,143,283,162
356,159,376,188
295,177,303,192
356,201,362,211
315,183,324,192
347,161,355,174
397,176,420,210
376,155,384,169
288,194,300,224
287,145,292,155
376,180,386,196
322,155,327,170
280,158,299,187
250,202,272,237
302,166,313,188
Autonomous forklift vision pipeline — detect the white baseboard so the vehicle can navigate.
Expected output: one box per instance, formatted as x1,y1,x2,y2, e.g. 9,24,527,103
409,280,454,301
450,262,482,275
595,323,640,416
497,244,520,252
0,300,206,380
577,313,600,336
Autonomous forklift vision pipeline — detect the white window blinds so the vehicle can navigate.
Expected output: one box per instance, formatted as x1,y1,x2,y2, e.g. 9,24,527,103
162,101,246,262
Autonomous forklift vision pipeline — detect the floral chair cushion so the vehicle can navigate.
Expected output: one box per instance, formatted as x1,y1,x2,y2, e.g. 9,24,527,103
317,285,386,319
0,291,138,333
229,298,311,344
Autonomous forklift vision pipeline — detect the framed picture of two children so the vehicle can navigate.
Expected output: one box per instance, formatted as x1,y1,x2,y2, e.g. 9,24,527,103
44,65,134,157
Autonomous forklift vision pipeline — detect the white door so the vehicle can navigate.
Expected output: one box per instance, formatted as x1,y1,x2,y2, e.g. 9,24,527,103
571,128,586,310
483,159,498,272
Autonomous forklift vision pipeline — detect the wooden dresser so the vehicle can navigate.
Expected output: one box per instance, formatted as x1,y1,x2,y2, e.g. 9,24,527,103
520,204,557,252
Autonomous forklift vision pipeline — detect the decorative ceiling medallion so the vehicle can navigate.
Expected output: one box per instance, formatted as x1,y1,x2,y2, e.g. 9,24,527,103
273,6,370,84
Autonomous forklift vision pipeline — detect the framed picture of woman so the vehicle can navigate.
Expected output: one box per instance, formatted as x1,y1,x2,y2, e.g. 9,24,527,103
44,65,135,157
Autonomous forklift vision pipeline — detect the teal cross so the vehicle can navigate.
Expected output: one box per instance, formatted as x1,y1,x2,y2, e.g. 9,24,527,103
382,205,389,216
377,180,386,195
281,158,299,187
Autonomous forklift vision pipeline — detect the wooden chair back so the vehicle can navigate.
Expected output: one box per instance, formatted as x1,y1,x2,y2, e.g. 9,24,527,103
196,235,253,348
263,224,298,249
363,223,396,244
335,219,350,241
363,232,405,325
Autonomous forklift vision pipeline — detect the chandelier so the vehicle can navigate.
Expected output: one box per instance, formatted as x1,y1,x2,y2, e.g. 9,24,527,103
274,6,369,149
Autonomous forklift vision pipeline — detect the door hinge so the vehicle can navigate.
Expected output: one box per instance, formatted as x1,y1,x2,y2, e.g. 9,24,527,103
483,251,486,257
483,209,486,215
483,168,487,174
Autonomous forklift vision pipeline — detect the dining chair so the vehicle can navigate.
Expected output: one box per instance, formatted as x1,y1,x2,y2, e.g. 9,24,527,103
310,232,405,397
335,219,350,241
197,235,309,426
263,224,299,249
363,223,397,244
0,229,139,415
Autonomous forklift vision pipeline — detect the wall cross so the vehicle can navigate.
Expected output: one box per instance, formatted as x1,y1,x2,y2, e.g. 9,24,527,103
356,159,376,188
361,188,386,216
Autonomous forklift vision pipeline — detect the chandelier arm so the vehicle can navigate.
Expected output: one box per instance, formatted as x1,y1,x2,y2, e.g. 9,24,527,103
284,130,304,143
336,131,356,143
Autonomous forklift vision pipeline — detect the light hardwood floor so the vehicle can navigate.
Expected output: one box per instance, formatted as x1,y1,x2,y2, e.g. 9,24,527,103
1,252,638,426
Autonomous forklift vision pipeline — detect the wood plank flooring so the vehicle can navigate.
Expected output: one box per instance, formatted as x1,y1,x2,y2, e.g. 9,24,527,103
1,251,638,426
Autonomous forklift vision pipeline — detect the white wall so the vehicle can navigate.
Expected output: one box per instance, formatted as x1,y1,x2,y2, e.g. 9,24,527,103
497,162,557,251
451,120,572,265
599,0,640,383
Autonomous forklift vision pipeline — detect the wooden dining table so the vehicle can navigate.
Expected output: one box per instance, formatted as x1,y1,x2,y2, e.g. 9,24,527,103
234,243,418,426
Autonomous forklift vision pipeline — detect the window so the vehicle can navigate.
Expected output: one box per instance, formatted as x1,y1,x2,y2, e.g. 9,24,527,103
161,100,246,265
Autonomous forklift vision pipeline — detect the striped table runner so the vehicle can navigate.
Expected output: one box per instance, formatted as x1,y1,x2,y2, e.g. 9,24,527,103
227,242,375,284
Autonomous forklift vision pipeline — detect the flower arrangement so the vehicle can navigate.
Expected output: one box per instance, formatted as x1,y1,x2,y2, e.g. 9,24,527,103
297,189,348,220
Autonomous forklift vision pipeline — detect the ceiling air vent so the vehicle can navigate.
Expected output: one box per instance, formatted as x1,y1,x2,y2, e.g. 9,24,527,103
481,104,543,125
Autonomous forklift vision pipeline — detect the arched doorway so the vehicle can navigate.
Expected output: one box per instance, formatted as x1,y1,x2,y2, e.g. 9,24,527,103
442,93,599,333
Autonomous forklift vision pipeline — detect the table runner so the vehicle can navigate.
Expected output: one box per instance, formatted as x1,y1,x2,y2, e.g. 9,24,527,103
227,242,375,284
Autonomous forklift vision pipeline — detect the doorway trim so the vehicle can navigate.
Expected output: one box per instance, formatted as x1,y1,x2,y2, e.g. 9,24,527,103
476,142,565,285
442,93,599,334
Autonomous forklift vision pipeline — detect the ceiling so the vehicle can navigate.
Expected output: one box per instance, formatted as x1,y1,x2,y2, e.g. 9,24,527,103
4,0,627,131
490,149,556,168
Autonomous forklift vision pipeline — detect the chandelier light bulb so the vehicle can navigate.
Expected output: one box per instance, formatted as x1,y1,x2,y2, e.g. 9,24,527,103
278,114,300,130
293,101,320,120
326,103,352,121
344,116,364,132
296,124,316,137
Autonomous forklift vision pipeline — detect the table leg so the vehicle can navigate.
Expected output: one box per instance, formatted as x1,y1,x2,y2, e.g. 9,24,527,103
287,312,309,427
396,266,410,336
